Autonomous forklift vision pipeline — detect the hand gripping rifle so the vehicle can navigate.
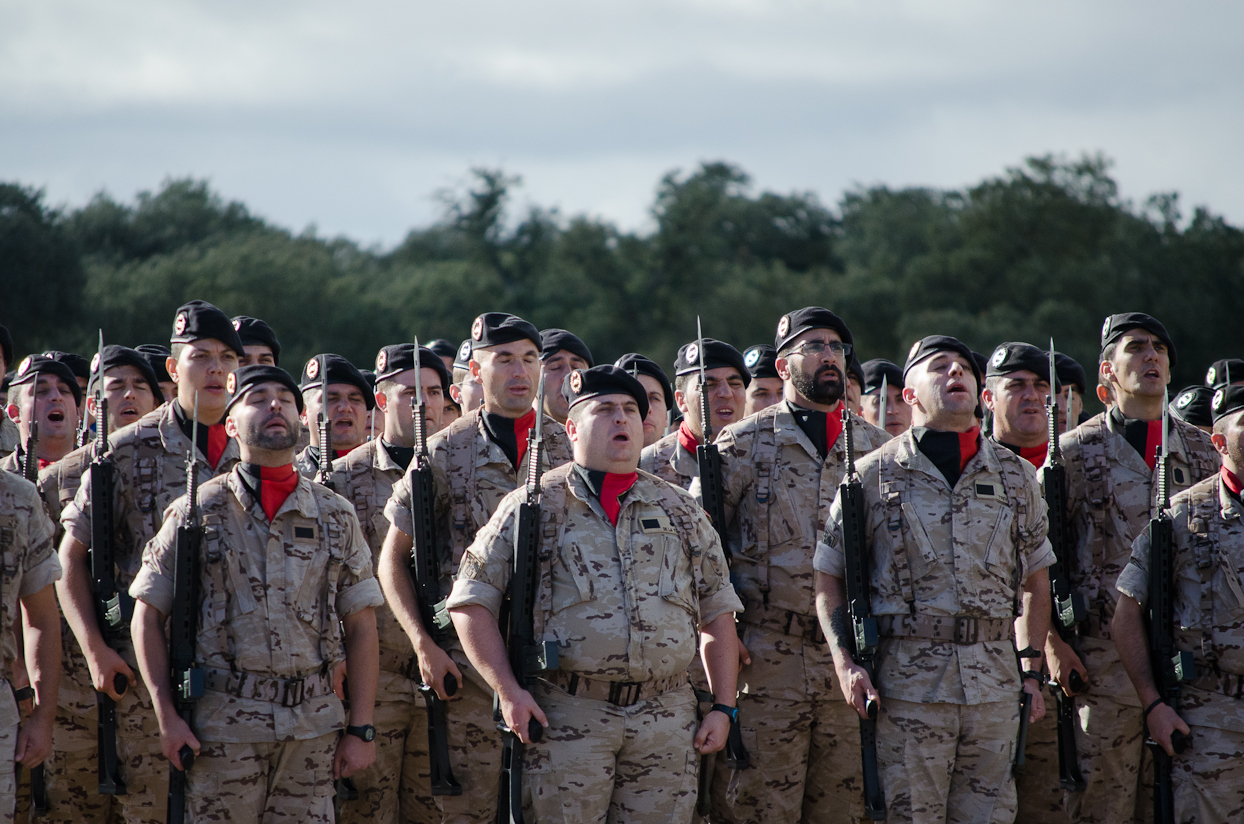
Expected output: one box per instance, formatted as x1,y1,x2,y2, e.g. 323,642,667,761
1145,392,1192,824
316,355,334,491
1039,339,1087,789
19,401,49,816
838,406,886,820
167,394,205,824
89,331,130,796
408,338,461,796
496,374,559,824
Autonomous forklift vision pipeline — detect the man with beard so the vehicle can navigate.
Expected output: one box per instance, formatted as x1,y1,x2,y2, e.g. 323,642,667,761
58,300,243,824
377,312,572,824
983,342,1056,469
692,307,888,824
1046,314,1218,824
134,345,177,405
130,365,382,822
231,315,281,367
0,323,18,460
331,343,451,824
743,345,783,417
814,334,1053,824
539,328,594,425
615,353,675,449
3,355,83,473
640,339,749,489
860,359,909,437
450,340,484,416
294,354,376,476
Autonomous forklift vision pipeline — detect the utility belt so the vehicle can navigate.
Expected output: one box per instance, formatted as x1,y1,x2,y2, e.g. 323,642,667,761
740,604,825,644
1189,667,1244,700
877,614,1014,645
542,671,689,708
378,648,421,681
203,666,334,708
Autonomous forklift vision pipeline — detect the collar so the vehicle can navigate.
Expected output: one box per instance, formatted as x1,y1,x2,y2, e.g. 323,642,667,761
228,465,319,521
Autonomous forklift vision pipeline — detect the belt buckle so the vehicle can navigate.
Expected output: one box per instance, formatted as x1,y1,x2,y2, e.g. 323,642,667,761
954,616,979,645
609,681,641,707
282,677,306,707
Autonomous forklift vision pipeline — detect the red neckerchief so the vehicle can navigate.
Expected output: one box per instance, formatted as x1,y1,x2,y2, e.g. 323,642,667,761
37,458,51,470
959,427,981,472
513,409,536,469
600,472,639,526
1222,467,1244,498
825,402,844,453
1143,419,1163,471
335,448,352,459
1018,443,1049,468
207,423,228,469
678,421,701,455
259,464,299,521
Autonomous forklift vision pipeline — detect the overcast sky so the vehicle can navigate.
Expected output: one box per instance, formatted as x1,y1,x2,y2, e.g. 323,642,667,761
3,1,1241,248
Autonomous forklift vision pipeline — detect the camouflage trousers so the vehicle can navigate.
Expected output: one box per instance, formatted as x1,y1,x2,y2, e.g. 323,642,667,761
1014,683,1069,824
878,697,1019,824
525,679,699,823
0,721,16,823
440,651,503,824
37,703,120,824
716,623,863,824
337,684,435,824
1168,722,1244,822
184,733,338,822
1065,691,1144,824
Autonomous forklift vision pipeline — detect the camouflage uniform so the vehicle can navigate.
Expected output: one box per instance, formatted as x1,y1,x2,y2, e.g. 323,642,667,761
60,403,239,824
815,431,1056,823
383,408,571,824
446,463,744,824
640,431,697,489
330,439,434,824
0,470,65,824
1115,473,1244,823
689,401,887,824
0,415,19,461
1060,413,1217,824
128,468,384,822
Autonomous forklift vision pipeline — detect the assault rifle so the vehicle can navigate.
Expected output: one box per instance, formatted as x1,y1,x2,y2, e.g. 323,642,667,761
89,332,129,795
1145,392,1191,824
408,338,461,796
316,355,334,490
167,394,205,824
838,406,886,820
19,399,49,817
1040,340,1087,790
496,374,558,824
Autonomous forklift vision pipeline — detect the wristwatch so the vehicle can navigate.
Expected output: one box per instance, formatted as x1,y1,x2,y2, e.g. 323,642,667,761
710,703,739,723
346,724,376,742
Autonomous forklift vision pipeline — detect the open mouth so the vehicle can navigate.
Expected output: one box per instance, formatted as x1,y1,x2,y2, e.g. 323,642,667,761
612,432,630,444
713,406,734,419
1143,369,1161,380
47,409,65,423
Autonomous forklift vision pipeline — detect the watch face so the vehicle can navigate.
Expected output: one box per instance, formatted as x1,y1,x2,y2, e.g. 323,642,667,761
363,726,375,742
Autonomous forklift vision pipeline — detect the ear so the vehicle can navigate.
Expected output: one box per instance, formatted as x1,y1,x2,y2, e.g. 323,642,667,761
166,356,180,383
564,415,579,443
86,395,99,417
674,388,690,416
6,404,19,425
375,391,389,413
775,356,792,381
901,387,918,407
224,415,239,439
981,387,996,412
469,356,483,381
449,383,463,404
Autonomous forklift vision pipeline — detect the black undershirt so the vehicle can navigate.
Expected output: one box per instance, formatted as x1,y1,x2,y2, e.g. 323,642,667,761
171,399,215,456
789,405,829,459
1107,407,1160,462
482,411,520,470
573,463,609,502
382,440,414,471
912,427,966,487
237,462,263,501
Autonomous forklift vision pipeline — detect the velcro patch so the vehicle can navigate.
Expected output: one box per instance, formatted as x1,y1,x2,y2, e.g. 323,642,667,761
639,515,677,535
294,526,316,540
974,482,1003,501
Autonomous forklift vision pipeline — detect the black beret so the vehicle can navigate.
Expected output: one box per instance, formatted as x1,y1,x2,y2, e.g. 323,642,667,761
225,365,304,414
743,345,779,380
9,354,83,407
231,316,281,365
299,354,376,410
453,339,473,371
427,339,458,360
134,344,173,384
0,323,12,369
1205,358,1244,389
374,344,453,393
862,359,903,394
614,353,674,410
171,300,246,356
903,335,981,385
540,328,594,367
846,352,865,388
986,342,1055,386
470,312,541,350
562,366,649,421
1171,386,1213,428
1211,385,1244,424
42,350,90,381
88,345,163,401
674,339,751,388
359,369,377,390
1054,353,1087,394
774,307,854,353
1100,312,1176,368
1,371,11,392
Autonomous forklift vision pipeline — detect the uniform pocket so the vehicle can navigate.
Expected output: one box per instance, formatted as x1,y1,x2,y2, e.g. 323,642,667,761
550,545,595,614
658,533,700,621
983,507,1017,585
900,502,938,581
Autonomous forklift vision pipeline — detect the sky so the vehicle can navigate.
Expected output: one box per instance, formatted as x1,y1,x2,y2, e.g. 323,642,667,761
2,1,1241,248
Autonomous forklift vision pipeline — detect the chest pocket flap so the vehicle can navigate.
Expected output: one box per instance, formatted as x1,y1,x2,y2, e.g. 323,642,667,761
900,502,938,580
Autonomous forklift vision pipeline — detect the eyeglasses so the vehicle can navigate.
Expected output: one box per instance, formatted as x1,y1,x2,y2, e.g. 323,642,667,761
787,340,852,359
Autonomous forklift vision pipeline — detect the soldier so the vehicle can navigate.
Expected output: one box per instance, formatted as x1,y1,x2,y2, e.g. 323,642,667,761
1045,313,1218,824
330,343,452,824
231,315,281,367
742,345,783,417
1171,385,1214,434
845,352,865,415
539,328,594,425
129,364,383,821
1054,353,1087,431
983,342,1055,468
294,354,375,476
2,355,83,473
639,338,749,489
377,311,573,824
1204,357,1244,389
449,340,484,415
1113,384,1244,822
57,300,244,824
427,339,458,374
694,307,888,824
447,365,745,824
814,334,1053,823
0,465,65,823
134,344,177,405
860,358,909,437
43,351,91,399
614,353,674,449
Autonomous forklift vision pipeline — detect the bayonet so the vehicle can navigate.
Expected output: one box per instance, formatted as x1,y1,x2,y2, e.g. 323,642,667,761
878,374,888,433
